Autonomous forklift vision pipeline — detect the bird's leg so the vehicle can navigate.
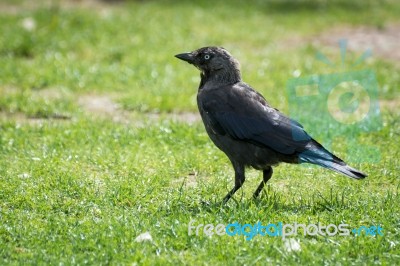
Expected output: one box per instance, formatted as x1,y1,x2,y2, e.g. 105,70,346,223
222,162,245,204
253,167,273,199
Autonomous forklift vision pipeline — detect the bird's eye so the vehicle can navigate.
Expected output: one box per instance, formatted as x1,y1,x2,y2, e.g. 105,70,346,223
204,54,210,60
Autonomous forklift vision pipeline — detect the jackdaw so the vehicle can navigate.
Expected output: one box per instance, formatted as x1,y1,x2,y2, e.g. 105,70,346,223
175,46,366,204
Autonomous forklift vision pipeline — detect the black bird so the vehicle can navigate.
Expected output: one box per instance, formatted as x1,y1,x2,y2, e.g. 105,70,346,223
175,46,366,204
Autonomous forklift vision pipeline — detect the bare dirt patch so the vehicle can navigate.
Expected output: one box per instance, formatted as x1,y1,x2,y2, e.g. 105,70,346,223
310,23,400,62
78,94,201,125
78,94,138,124
0,0,115,14
380,99,400,111
150,112,201,124
0,111,70,125
171,171,198,189
78,95,119,116
283,23,400,63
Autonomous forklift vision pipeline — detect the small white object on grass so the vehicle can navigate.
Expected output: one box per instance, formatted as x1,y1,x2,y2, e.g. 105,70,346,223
18,173,31,179
135,232,153,243
21,17,36,31
284,238,301,252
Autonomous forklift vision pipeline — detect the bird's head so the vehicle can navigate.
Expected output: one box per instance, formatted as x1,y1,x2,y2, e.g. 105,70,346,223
175,46,241,84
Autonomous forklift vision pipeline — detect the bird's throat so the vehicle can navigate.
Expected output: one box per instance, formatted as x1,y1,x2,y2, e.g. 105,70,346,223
200,68,241,88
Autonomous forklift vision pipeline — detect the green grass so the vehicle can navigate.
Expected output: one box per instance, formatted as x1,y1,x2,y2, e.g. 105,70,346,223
0,0,399,264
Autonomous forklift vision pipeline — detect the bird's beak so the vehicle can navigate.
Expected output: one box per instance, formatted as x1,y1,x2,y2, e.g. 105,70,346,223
175,52,195,64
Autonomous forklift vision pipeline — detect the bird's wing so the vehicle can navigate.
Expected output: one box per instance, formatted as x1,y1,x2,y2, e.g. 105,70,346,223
201,83,312,155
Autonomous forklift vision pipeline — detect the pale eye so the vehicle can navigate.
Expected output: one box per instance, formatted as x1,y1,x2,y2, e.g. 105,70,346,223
204,54,210,60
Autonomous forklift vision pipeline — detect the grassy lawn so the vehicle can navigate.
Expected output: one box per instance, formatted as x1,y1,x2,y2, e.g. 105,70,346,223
0,0,399,264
